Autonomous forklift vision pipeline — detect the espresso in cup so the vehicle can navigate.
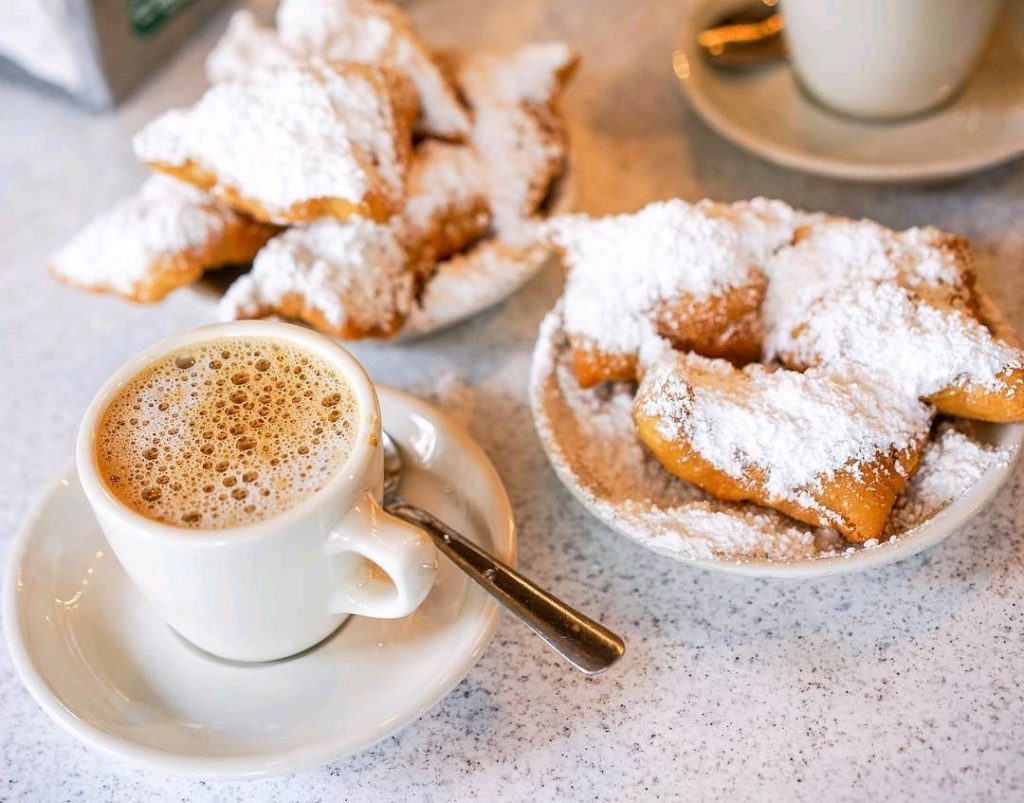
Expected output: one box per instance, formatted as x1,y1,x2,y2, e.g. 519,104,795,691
95,336,358,529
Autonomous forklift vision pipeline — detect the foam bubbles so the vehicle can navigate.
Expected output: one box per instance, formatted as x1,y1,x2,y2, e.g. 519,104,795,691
96,336,358,529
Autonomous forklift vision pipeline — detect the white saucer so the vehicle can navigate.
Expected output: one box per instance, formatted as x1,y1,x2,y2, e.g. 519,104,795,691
674,0,1024,182
3,388,515,779
530,307,1024,578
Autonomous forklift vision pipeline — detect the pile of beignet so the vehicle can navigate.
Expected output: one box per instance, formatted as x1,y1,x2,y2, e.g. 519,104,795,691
544,199,1024,543
52,0,577,339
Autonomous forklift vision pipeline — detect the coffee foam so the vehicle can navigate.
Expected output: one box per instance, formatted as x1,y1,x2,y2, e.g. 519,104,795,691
96,336,358,529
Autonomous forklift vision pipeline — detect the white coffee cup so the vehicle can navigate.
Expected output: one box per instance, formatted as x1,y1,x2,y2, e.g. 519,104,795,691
782,0,1003,119
76,321,437,662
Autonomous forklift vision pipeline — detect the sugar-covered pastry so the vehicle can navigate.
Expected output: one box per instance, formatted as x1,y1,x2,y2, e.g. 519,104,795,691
408,238,550,330
397,140,491,277
634,352,932,542
59,22,582,342
134,61,413,225
546,198,800,387
221,142,494,338
764,218,1024,422
275,0,470,140
220,219,415,339
205,10,297,84
205,9,422,132
51,175,275,303
455,43,579,237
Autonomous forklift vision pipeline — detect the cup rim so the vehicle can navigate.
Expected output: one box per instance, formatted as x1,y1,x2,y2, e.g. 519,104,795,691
75,320,381,546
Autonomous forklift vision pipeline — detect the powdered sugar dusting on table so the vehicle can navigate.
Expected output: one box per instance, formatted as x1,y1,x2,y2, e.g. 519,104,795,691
134,61,406,217
530,306,1010,563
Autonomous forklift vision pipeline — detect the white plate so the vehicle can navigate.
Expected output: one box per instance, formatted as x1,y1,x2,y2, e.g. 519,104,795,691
530,308,1024,578
3,388,515,779
674,0,1024,182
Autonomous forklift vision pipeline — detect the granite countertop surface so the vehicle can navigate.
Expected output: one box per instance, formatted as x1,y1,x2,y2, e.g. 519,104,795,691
3,1,1024,800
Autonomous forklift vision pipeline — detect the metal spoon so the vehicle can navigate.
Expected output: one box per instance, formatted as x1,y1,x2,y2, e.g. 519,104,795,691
697,1,786,70
382,432,625,675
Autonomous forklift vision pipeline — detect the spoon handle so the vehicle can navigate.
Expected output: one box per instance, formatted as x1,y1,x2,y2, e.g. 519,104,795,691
387,501,625,675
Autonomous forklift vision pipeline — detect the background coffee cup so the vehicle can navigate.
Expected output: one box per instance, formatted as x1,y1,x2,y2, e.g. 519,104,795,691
782,0,1004,119
76,321,437,663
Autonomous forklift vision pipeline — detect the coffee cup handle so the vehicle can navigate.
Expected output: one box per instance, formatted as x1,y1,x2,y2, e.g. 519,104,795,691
323,491,437,618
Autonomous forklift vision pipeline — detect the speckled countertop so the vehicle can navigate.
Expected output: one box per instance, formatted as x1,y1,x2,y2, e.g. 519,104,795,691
3,1,1024,800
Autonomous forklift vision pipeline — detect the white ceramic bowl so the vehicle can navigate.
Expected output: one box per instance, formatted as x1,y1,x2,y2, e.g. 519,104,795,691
530,308,1024,578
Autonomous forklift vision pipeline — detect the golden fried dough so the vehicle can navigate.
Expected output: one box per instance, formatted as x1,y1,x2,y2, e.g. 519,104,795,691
633,353,931,542
51,175,275,303
134,62,413,225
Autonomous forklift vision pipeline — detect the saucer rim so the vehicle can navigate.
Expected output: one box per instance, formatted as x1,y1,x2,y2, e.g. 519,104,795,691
675,0,1024,183
3,387,517,779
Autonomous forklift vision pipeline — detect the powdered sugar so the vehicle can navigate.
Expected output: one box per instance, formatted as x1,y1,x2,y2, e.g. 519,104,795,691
547,198,799,357
205,10,296,85
770,280,1021,397
407,240,550,333
636,352,932,514
51,175,246,296
400,141,489,243
219,219,413,335
469,103,564,239
458,42,576,107
767,219,969,312
278,0,391,60
531,306,837,561
531,306,1011,563
763,217,1021,395
458,44,578,239
275,0,470,139
886,422,1008,535
134,60,407,220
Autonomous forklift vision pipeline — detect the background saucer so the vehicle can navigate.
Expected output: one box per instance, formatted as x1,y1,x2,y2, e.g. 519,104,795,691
674,0,1024,182
3,389,515,778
